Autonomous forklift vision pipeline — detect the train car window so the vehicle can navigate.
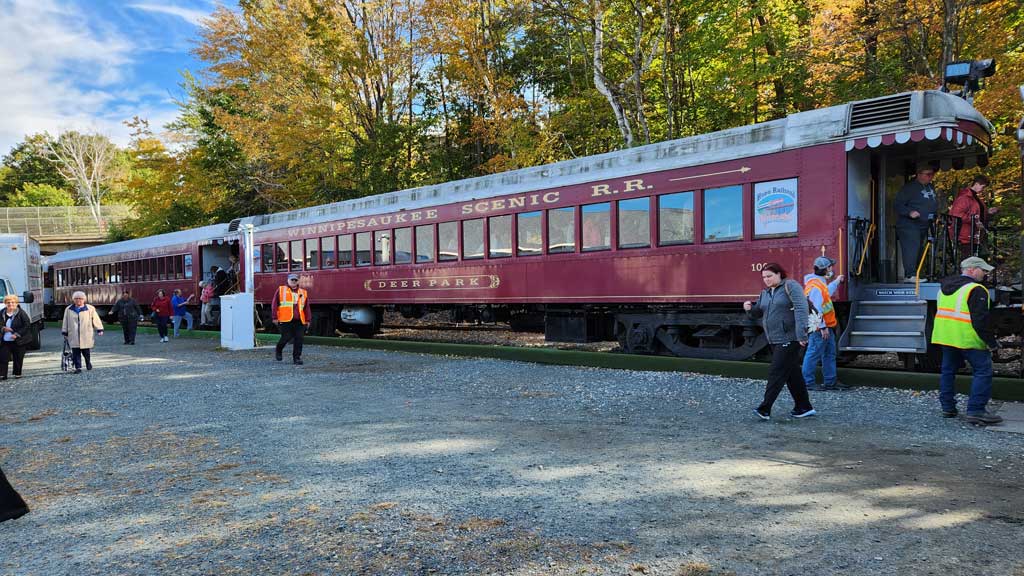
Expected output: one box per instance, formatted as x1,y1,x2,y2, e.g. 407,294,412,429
273,242,287,272
416,225,434,263
704,185,743,243
462,219,484,260
126,261,134,283
338,234,354,267
582,202,611,251
290,240,303,271
101,264,109,284
438,222,458,262
618,198,650,249
394,227,412,264
160,258,168,281
177,255,185,279
356,232,372,266
517,211,542,256
374,230,391,265
658,192,695,245
321,237,337,268
115,262,123,283
305,239,319,270
753,178,798,238
260,244,272,273
489,215,512,258
547,207,576,254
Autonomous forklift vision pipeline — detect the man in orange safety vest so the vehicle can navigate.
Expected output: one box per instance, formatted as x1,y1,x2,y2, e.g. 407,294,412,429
272,273,311,365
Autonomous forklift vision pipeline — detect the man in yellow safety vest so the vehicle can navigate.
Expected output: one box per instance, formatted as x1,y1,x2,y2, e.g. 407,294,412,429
272,273,311,365
931,256,1002,425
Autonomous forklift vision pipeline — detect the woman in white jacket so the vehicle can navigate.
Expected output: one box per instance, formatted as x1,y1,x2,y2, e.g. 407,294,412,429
61,291,104,374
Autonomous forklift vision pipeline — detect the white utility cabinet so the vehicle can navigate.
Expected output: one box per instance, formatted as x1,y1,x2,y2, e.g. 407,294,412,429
219,292,255,350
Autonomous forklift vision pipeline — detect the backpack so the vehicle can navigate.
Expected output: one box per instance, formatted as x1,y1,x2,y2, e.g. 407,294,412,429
783,280,822,334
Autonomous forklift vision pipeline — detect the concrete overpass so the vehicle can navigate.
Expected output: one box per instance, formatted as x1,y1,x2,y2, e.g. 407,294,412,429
0,206,134,254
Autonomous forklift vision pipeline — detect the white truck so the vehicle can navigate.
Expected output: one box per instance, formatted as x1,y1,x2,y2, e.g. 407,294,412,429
0,234,45,350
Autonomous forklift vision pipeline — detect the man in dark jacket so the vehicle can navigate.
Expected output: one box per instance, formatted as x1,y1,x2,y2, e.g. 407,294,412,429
894,166,938,282
109,291,142,345
931,257,1001,425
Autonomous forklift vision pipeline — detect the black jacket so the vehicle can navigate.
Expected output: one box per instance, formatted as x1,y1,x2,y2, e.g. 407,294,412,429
110,298,142,322
939,274,996,347
1,308,34,347
894,180,939,228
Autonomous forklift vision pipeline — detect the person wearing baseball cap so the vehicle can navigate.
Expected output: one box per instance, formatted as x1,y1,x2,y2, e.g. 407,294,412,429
271,273,310,365
894,164,938,282
802,256,848,391
931,256,1001,425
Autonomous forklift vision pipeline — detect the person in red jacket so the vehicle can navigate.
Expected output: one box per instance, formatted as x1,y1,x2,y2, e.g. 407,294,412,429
151,289,173,343
948,175,996,258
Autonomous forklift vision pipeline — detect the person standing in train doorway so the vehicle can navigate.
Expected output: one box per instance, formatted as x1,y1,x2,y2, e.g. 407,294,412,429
801,256,849,391
894,165,938,283
272,273,310,365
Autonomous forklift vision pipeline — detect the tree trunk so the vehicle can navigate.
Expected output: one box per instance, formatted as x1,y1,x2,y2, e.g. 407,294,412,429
592,1,634,147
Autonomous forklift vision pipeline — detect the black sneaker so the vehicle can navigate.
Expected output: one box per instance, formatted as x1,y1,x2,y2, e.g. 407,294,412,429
964,411,1003,425
753,408,770,421
791,408,817,418
293,359,304,365
275,350,283,361
941,408,959,418
826,381,852,391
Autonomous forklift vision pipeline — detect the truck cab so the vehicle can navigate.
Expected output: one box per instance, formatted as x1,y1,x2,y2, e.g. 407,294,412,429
0,233,45,349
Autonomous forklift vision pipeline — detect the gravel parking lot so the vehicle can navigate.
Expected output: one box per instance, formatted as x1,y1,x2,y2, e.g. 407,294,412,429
2,331,1023,576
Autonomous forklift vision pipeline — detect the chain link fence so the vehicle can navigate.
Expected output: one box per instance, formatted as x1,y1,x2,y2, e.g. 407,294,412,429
0,205,134,237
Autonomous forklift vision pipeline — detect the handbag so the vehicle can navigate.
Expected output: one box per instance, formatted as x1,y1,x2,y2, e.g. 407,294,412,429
784,281,822,334
61,338,73,372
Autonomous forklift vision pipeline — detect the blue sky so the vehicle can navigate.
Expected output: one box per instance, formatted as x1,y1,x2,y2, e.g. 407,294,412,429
0,0,226,156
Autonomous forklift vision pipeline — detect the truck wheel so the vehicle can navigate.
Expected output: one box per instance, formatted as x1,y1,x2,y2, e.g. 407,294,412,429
27,323,42,351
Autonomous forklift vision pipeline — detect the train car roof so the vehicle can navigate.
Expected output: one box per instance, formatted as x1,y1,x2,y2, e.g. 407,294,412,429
239,90,990,233
44,223,231,266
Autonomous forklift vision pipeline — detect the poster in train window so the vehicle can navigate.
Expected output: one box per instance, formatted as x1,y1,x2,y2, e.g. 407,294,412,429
185,254,193,278
754,178,798,238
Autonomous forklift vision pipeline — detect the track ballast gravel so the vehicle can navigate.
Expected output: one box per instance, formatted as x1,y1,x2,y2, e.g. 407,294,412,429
2,332,1023,576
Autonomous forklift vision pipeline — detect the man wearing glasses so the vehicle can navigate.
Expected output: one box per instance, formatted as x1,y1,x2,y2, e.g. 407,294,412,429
272,273,311,365
894,165,939,282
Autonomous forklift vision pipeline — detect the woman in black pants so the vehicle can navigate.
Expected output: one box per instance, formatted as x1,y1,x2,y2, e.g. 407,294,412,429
743,263,815,420
1,294,34,379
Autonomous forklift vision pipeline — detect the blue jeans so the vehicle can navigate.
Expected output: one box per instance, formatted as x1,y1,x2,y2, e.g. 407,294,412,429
802,328,837,387
939,346,993,414
171,312,194,337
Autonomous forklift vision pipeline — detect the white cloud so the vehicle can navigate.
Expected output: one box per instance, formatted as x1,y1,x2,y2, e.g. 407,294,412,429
0,0,185,154
128,3,209,26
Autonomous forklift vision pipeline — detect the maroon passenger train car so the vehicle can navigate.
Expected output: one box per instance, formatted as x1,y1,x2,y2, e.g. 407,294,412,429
44,224,236,317
234,90,1007,364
